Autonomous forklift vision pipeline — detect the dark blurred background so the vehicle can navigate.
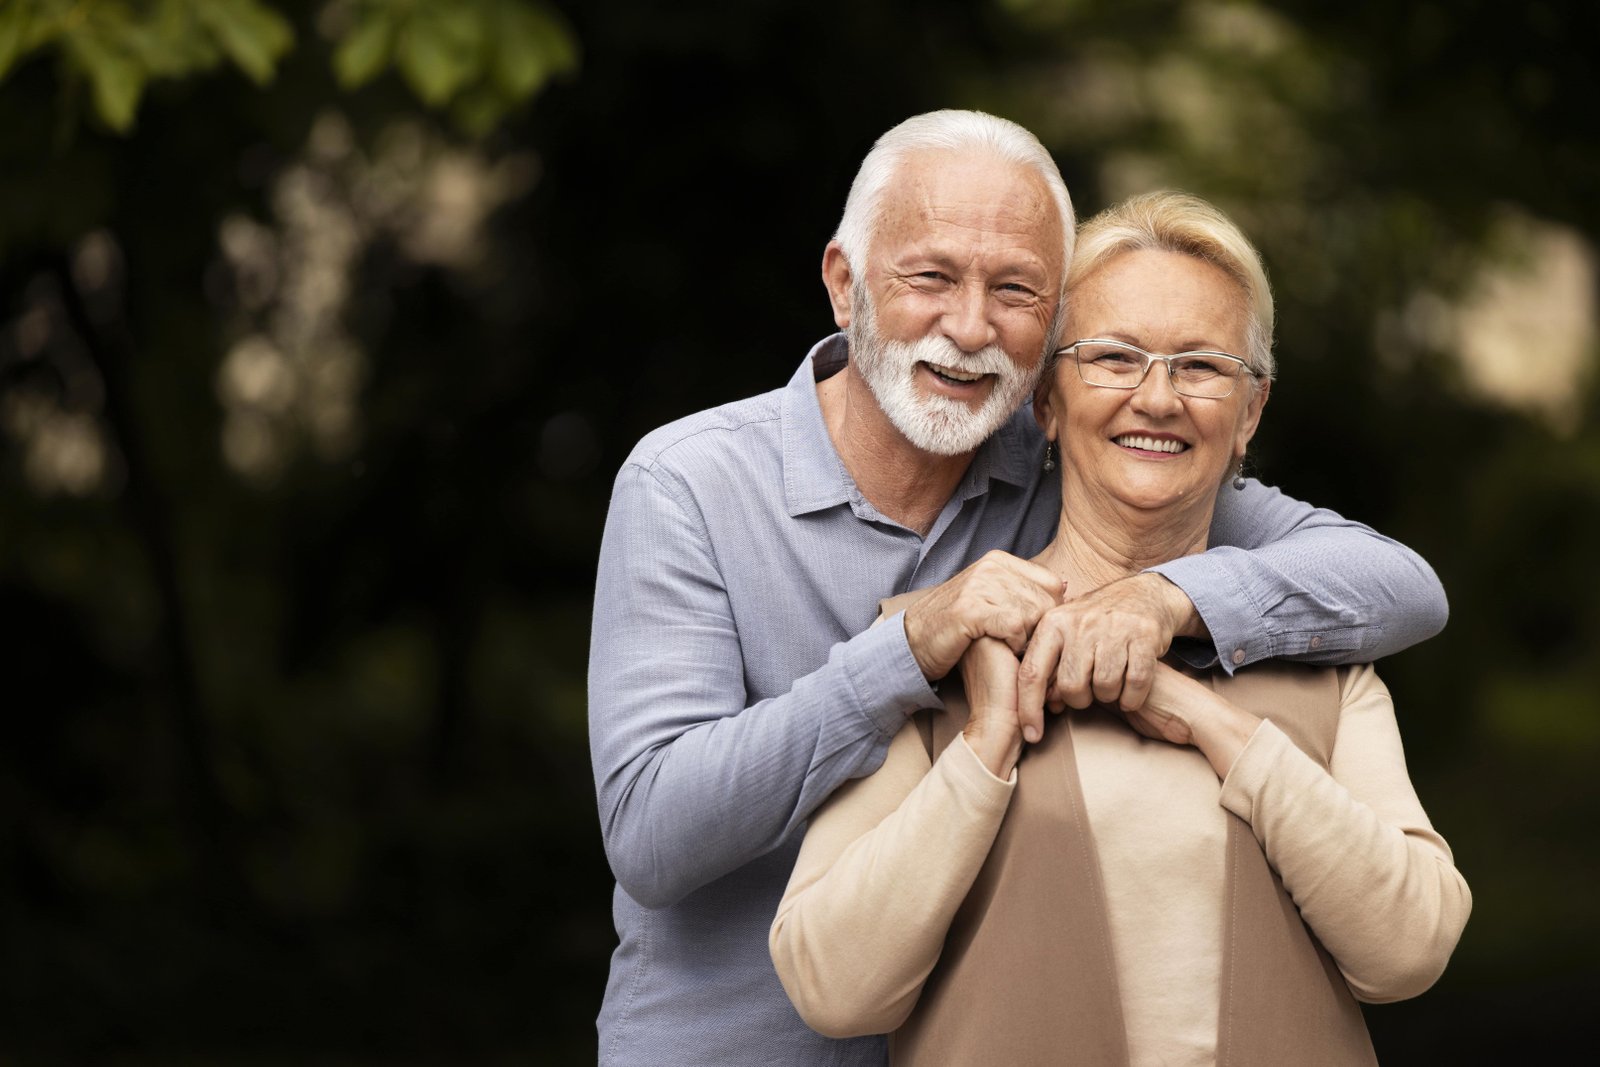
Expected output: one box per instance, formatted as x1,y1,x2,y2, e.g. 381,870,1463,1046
1,0,1595,1062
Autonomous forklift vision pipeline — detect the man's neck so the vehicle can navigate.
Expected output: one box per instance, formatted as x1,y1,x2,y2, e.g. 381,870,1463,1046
816,365,974,538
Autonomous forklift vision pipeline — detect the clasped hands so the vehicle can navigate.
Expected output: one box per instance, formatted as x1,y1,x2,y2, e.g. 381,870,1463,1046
902,551,1206,777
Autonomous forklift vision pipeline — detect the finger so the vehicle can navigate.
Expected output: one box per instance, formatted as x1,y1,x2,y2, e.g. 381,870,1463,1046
967,558,1067,622
987,609,1032,658
979,581,1063,641
1009,557,1069,603
1056,638,1094,710
1119,636,1159,712
1016,662,1044,745
1017,621,1064,720
1090,639,1129,706
962,589,1054,651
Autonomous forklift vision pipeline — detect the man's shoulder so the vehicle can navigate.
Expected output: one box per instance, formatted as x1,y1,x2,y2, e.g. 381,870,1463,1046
624,383,787,478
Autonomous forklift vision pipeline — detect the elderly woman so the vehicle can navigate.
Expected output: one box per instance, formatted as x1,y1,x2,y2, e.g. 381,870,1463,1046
768,191,1470,1065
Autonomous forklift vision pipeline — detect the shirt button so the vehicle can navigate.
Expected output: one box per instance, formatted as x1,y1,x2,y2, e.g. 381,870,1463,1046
1231,648,1246,666
1309,636,1323,650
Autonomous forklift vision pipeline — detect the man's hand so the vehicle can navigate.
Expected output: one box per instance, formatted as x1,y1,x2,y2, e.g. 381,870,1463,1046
1017,572,1201,714
903,551,1066,682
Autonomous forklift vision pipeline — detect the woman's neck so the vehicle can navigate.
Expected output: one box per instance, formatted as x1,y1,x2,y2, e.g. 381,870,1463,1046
1033,474,1216,594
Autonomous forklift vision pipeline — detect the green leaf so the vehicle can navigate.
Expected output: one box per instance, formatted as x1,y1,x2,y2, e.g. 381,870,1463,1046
145,0,226,78
395,7,482,107
64,29,147,133
486,1,578,105
195,0,294,86
332,6,395,89
489,1,547,100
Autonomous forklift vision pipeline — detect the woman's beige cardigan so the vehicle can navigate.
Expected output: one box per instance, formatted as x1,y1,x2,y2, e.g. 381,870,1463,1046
770,649,1470,1065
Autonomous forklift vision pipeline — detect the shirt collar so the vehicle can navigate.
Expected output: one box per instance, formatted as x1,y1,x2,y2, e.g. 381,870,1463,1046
781,333,1043,519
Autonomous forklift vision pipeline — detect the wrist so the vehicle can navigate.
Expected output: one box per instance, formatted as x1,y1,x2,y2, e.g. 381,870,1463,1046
1145,572,1205,640
962,721,1021,778
1190,698,1260,779
901,606,943,679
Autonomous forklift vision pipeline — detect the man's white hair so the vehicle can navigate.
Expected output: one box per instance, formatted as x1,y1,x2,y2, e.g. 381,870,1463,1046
834,109,1076,334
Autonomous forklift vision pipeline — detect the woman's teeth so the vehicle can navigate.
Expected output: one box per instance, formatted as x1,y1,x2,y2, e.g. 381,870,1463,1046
1115,434,1186,454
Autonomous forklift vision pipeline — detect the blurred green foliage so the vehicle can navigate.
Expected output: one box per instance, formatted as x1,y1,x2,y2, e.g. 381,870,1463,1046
0,0,294,131
0,0,1596,1062
0,0,575,134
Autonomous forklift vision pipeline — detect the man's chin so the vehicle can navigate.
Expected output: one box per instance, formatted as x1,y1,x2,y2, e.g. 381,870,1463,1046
892,407,1007,457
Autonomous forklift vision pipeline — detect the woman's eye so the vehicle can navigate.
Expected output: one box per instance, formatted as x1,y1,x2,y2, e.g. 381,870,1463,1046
1175,358,1224,378
1095,352,1139,367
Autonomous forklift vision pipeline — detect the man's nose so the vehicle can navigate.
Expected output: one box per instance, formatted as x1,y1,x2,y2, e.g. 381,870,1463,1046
940,284,998,353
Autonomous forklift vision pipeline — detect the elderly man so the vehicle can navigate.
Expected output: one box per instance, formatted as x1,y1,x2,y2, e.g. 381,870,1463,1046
587,110,1445,1066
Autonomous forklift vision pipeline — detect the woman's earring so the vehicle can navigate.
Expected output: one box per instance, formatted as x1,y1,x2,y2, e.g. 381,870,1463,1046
1042,440,1057,473
1232,459,1247,490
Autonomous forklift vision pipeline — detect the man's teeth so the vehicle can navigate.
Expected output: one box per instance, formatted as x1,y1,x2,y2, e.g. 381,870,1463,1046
1115,434,1186,454
927,362,984,383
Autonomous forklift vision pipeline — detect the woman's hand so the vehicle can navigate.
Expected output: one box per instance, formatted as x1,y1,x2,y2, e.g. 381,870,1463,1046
1134,663,1262,779
958,636,1026,778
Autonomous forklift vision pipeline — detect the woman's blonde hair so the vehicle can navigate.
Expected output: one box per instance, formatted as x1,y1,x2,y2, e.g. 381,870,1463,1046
1066,191,1275,379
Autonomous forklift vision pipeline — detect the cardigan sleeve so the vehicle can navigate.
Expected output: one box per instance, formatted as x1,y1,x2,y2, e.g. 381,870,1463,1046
1218,664,1472,1001
770,721,1015,1037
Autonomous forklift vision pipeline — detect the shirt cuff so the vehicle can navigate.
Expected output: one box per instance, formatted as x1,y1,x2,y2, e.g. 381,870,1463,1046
842,610,944,735
1148,553,1263,675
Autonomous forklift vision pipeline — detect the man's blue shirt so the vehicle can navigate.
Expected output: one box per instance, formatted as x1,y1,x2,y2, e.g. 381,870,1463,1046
586,334,1446,1066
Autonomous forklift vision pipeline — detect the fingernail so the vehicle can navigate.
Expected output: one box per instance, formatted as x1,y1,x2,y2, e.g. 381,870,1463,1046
1024,726,1039,743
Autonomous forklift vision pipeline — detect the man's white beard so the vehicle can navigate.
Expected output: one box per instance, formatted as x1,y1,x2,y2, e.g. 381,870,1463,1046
849,288,1040,457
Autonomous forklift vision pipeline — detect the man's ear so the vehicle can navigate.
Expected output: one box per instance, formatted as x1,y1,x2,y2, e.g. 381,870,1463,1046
822,242,855,330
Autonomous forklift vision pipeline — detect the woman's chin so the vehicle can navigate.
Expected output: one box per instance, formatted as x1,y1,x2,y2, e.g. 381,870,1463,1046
1107,477,1219,513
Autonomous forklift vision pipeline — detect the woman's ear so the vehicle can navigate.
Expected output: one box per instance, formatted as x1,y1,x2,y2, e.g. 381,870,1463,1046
822,242,855,329
1033,364,1061,441
1233,377,1269,455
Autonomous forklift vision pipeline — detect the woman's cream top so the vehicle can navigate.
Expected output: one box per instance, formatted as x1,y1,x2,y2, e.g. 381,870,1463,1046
769,663,1471,1065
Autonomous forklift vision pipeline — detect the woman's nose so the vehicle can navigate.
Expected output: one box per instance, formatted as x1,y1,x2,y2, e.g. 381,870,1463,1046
1130,359,1184,414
